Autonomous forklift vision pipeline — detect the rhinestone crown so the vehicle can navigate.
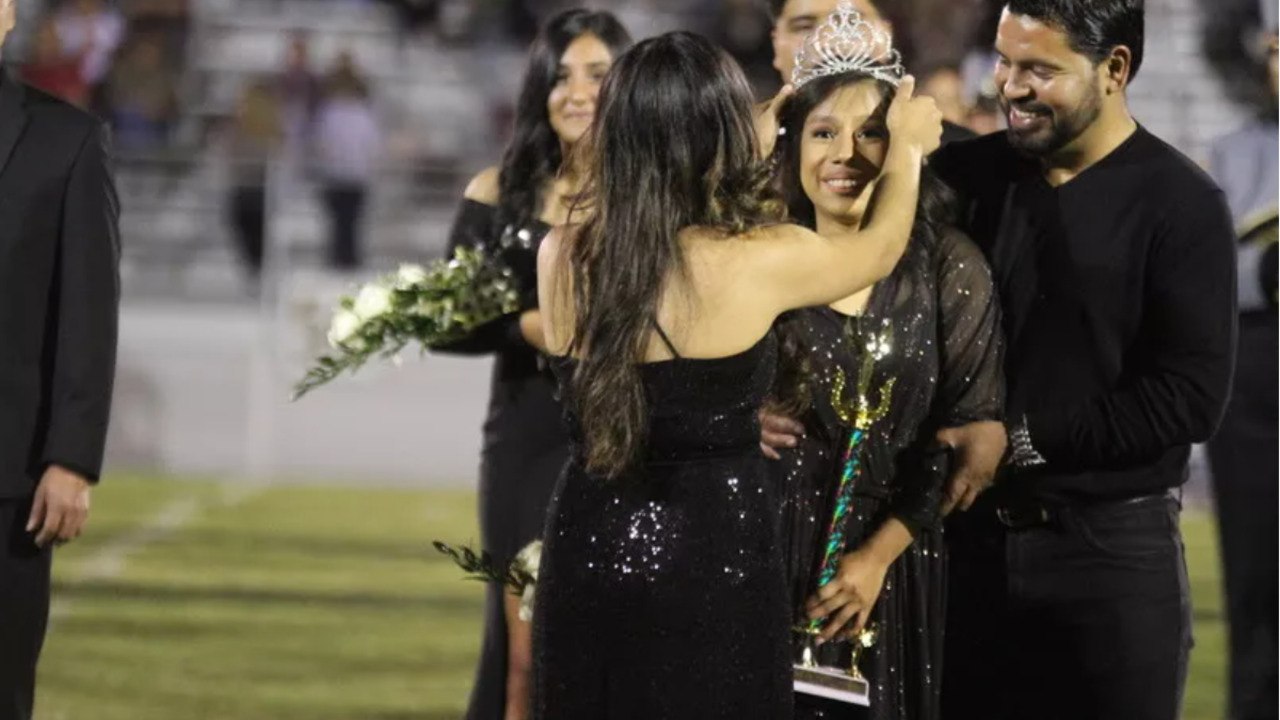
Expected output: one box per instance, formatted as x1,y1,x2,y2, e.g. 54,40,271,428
790,0,905,89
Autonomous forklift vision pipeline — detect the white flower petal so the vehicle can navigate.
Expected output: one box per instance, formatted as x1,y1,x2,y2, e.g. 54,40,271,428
326,310,362,348
396,263,427,288
353,284,393,321
518,584,536,622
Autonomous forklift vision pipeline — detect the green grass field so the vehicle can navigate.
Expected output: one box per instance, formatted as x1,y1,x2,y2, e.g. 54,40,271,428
33,476,1227,719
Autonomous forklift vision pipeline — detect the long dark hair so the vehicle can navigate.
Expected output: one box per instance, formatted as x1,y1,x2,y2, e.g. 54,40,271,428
770,72,956,412
496,9,632,232
568,31,784,477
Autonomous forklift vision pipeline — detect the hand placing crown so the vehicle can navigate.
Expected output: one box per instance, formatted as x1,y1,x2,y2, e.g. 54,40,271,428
790,0,906,89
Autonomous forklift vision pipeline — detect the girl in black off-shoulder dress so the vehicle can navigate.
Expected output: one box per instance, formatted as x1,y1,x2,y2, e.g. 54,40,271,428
432,10,631,719
768,71,1005,720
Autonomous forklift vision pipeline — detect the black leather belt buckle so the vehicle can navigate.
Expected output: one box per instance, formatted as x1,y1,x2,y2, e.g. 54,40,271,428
996,504,1052,529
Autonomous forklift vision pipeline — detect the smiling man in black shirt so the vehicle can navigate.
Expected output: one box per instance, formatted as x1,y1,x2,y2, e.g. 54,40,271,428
930,1,1237,719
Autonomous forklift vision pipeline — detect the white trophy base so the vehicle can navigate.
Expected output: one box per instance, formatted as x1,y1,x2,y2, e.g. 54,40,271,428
793,665,871,706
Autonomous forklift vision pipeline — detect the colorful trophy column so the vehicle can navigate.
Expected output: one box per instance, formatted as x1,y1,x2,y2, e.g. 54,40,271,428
793,325,895,706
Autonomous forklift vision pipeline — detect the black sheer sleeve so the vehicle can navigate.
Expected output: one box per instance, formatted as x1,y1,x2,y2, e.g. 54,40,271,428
930,230,1006,426
888,231,1006,532
431,198,527,356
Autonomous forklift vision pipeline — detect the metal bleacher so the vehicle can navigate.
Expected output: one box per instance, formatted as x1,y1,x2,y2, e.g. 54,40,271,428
118,0,528,301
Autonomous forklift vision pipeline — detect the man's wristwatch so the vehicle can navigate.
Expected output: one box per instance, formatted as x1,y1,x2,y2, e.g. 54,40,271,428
1005,414,1047,469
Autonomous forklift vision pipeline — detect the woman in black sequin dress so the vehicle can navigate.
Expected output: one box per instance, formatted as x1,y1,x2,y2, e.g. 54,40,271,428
767,72,1005,720
530,33,944,718
432,11,631,719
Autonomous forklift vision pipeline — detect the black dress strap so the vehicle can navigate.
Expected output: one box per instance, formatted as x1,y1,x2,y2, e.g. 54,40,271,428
651,317,682,359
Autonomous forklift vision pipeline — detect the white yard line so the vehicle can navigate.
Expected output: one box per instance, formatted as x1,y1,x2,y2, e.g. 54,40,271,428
47,482,267,621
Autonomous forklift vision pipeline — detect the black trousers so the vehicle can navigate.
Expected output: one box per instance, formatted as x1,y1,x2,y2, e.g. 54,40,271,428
0,497,51,720
322,183,366,271
1207,311,1278,720
942,492,1191,720
229,185,265,275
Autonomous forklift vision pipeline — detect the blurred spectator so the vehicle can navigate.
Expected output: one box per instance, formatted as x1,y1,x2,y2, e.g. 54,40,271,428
1202,0,1277,109
503,0,545,42
955,1,1004,136
225,79,283,280
877,0,981,81
1211,29,1280,227
921,65,968,127
380,0,440,44
708,0,775,92
1205,26,1278,720
277,31,321,157
314,52,380,271
960,0,1002,115
123,0,190,63
21,20,89,107
105,32,178,150
964,76,1003,135
53,0,125,94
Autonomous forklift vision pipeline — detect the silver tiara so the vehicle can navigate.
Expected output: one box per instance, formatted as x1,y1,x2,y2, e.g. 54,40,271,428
790,0,905,89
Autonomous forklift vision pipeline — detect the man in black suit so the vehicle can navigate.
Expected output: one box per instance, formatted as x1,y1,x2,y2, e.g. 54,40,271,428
0,0,121,716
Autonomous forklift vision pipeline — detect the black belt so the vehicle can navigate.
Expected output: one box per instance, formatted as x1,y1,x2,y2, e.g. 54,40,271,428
994,491,1176,530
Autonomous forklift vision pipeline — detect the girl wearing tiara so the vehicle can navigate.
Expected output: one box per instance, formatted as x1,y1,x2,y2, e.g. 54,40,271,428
765,3,1006,718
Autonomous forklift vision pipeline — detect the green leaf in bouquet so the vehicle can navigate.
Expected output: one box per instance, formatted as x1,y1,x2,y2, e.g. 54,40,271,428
432,541,535,593
292,246,521,400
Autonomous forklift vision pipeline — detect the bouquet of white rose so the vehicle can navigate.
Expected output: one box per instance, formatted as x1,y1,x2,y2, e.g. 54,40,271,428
293,247,520,399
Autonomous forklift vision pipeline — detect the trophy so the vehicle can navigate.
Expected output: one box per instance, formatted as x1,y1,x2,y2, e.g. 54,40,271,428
794,623,879,704
793,323,895,706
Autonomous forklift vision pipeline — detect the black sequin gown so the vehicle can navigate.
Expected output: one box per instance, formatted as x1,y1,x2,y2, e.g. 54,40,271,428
534,332,794,718
775,230,1004,720
434,199,570,720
